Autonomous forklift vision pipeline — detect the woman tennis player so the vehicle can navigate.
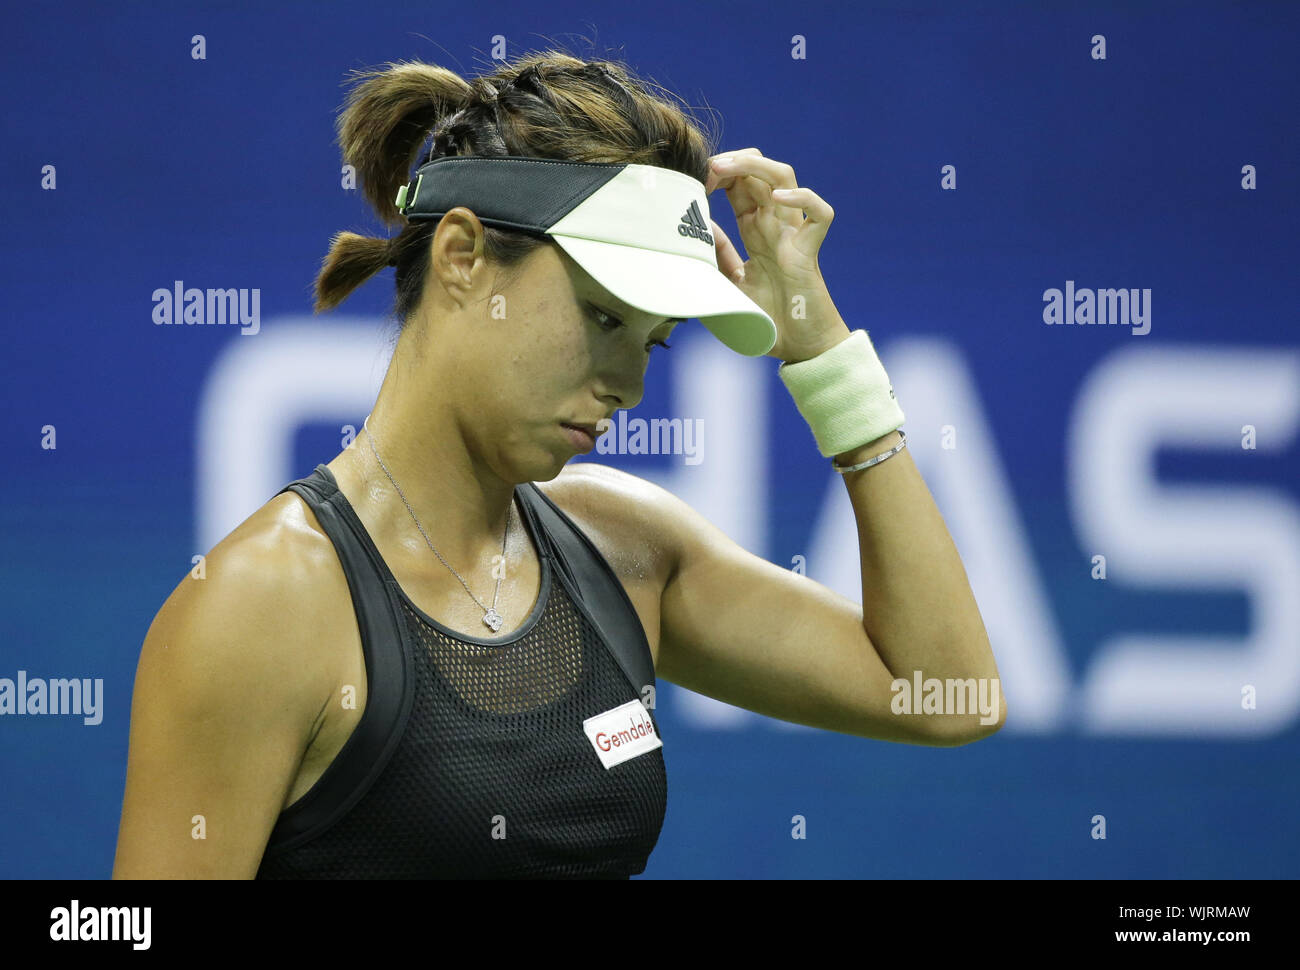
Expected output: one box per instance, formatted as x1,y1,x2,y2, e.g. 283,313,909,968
112,52,1004,879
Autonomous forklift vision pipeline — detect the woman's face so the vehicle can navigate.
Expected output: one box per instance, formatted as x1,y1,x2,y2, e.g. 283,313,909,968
425,217,680,482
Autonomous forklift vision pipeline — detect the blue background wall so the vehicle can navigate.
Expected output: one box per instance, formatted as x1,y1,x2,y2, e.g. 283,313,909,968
2,0,1296,878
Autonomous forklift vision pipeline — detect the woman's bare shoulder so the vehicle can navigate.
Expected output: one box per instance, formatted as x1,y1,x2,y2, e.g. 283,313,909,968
150,488,356,673
533,463,681,592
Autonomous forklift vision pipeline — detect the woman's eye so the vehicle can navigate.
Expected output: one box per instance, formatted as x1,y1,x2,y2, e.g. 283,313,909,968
589,306,622,331
590,305,671,353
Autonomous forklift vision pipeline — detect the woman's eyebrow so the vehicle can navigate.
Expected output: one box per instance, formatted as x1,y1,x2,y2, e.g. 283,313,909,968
584,281,682,325
590,286,686,327
609,299,685,328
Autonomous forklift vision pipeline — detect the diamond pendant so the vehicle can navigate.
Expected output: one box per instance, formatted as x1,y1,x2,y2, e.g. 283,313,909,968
483,607,503,632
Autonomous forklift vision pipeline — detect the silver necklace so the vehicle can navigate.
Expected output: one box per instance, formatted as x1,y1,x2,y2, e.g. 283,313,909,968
362,414,511,632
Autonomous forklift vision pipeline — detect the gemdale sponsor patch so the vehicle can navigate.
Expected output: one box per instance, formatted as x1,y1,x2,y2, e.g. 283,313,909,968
583,699,662,769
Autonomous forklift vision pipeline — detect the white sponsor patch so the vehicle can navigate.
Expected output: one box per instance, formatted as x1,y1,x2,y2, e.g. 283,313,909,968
583,699,662,769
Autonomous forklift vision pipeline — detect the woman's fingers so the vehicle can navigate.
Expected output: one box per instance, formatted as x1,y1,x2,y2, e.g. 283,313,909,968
706,148,834,268
704,147,766,195
710,218,745,282
709,149,804,230
770,186,835,254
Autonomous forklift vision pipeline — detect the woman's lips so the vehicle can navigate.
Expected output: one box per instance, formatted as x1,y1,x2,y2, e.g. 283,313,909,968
561,423,596,453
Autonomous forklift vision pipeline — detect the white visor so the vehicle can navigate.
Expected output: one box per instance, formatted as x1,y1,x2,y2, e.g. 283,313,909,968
394,155,777,356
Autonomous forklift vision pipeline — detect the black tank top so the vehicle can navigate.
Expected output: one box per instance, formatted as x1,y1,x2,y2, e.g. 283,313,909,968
254,464,668,879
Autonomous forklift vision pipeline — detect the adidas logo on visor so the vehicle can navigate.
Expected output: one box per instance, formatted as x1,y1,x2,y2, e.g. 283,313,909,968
678,200,713,246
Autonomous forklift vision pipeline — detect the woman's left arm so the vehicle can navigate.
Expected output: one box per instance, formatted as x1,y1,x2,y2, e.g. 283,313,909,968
650,149,1004,744
648,435,1004,746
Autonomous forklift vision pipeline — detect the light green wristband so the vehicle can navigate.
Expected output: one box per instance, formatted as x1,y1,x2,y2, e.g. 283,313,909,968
777,329,905,457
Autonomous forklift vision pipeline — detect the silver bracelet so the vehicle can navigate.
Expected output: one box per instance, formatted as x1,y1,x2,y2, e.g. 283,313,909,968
831,429,907,474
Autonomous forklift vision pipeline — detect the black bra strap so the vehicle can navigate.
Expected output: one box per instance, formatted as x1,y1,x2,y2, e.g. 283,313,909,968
516,482,657,701
261,466,415,853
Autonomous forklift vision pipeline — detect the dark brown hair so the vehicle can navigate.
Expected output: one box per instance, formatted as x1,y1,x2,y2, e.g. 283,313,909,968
313,50,719,331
